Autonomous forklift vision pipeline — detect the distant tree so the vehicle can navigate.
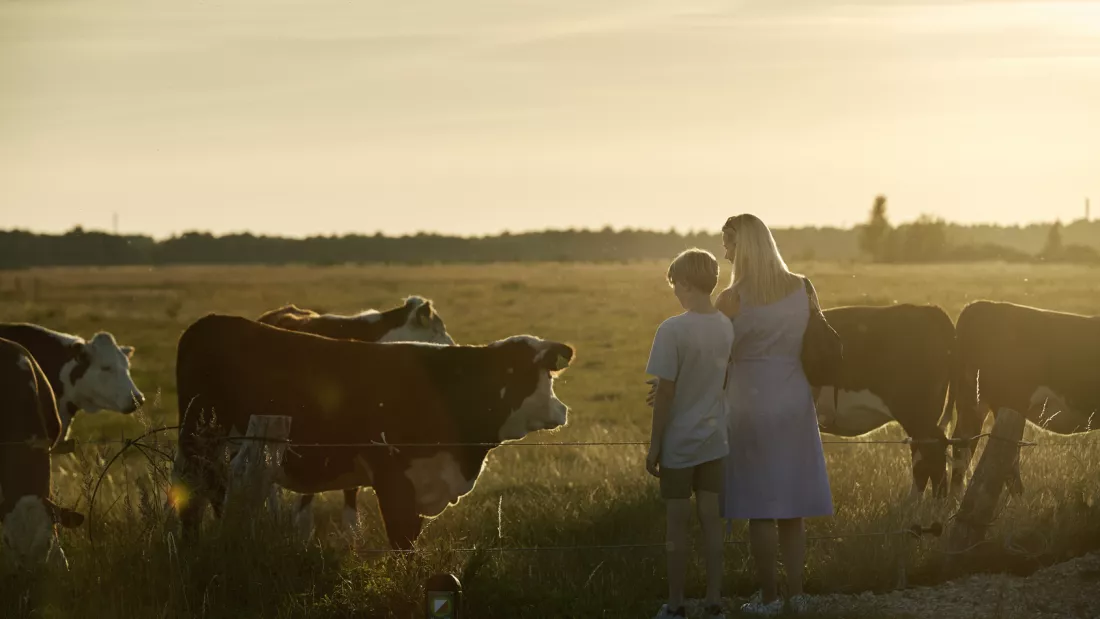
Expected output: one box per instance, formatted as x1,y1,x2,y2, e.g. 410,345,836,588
858,194,892,261
1041,221,1064,260
892,215,949,263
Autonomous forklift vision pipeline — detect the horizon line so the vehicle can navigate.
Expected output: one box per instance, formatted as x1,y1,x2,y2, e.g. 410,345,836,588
3,216,1096,242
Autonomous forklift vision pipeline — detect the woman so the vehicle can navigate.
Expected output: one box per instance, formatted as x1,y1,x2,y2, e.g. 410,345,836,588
717,213,833,616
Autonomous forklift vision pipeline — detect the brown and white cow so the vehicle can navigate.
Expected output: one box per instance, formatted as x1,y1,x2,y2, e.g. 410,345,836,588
170,314,574,549
813,304,956,497
257,296,456,534
951,300,1100,492
0,338,85,568
0,323,146,446
257,296,455,346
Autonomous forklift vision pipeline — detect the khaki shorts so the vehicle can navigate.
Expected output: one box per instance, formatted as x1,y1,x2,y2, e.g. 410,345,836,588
659,457,724,499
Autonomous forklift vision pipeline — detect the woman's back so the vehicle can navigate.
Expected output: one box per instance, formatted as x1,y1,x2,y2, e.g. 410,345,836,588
720,277,832,521
731,284,808,363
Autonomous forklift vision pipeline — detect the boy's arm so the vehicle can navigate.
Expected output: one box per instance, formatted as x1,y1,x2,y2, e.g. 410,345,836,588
644,321,678,477
646,378,676,477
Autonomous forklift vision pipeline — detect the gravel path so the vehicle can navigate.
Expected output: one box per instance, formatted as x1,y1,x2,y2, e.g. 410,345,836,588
682,551,1100,618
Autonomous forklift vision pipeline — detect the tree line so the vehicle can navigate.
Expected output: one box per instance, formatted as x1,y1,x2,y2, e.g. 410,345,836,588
1,203,1097,269
856,196,1099,264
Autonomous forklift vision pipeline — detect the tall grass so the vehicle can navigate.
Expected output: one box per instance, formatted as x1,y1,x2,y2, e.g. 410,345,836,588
2,263,1099,617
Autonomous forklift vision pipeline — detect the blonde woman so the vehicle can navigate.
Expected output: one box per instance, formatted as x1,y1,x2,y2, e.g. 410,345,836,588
717,214,833,616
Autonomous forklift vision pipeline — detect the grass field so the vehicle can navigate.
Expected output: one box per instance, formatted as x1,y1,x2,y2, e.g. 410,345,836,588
1,261,1099,618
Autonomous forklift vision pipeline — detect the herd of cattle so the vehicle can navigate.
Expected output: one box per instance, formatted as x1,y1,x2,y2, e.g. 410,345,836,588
1,294,1098,567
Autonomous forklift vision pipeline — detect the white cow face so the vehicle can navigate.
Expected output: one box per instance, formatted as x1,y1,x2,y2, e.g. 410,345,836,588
379,297,456,346
1,496,83,569
495,336,575,442
64,332,145,414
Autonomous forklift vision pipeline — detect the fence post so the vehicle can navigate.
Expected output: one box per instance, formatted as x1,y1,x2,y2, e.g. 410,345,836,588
224,415,292,520
943,407,1024,571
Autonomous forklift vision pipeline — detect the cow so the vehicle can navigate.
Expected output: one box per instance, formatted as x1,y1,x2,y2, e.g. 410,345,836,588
170,314,575,550
257,296,456,535
812,304,956,498
0,323,146,449
951,300,1100,493
0,338,85,569
257,295,455,346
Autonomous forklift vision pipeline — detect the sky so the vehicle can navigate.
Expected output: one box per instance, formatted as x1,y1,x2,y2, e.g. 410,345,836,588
1,0,1098,238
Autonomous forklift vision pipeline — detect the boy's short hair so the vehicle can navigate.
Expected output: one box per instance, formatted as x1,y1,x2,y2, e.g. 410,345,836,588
666,248,719,294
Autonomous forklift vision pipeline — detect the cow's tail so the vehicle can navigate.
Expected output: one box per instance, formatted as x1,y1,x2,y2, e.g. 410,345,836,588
937,357,955,433
937,319,959,434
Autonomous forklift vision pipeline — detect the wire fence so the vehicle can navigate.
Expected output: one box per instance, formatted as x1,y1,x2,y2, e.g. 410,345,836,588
7,420,1093,563
7,431,1091,449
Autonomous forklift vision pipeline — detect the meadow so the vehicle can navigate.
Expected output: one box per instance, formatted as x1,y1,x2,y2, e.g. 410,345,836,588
1,261,1099,618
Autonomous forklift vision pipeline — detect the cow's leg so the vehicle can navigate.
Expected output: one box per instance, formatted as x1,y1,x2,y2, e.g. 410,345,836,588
295,494,315,540
174,425,229,537
908,446,927,501
950,369,984,494
373,475,423,551
342,488,359,531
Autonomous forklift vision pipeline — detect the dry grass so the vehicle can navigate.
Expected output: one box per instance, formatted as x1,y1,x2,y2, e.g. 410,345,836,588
1,261,1099,618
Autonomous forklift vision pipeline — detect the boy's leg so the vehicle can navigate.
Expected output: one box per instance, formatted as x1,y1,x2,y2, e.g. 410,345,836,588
778,517,806,597
695,459,725,608
749,519,779,603
661,467,693,611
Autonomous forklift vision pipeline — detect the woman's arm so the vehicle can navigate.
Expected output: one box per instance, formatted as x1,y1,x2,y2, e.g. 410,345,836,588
804,277,822,311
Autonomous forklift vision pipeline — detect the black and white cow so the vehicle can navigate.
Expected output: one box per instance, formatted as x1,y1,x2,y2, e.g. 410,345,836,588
951,300,1100,492
0,323,146,447
171,314,574,549
256,296,456,534
813,304,956,497
0,338,85,568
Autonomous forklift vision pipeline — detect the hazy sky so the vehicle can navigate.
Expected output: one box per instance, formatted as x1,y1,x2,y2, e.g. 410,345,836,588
2,0,1098,238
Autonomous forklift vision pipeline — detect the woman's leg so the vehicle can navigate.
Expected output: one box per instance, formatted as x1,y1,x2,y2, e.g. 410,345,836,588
777,517,806,597
748,518,779,603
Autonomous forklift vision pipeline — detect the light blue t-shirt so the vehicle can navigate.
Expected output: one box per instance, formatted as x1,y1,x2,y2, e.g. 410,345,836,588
645,310,735,469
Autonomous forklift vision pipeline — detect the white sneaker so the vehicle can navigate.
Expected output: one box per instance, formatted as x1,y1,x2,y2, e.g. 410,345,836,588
653,603,687,619
739,599,783,616
787,594,814,614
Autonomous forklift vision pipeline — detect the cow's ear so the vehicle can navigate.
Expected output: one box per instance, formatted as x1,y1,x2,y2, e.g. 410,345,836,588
415,301,434,328
70,342,88,361
536,342,575,373
121,345,135,359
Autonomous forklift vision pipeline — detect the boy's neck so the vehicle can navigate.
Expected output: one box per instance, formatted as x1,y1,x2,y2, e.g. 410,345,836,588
682,296,717,314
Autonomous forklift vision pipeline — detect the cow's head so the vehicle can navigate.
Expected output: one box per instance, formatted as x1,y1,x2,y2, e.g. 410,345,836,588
379,296,456,346
0,495,83,569
910,438,949,498
63,332,145,414
492,335,576,442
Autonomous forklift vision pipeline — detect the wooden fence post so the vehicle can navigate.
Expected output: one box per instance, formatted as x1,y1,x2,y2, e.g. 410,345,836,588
224,415,292,520
943,407,1024,570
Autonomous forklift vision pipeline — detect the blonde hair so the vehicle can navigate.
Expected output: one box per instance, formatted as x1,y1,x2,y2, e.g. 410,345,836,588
721,213,802,306
666,248,720,294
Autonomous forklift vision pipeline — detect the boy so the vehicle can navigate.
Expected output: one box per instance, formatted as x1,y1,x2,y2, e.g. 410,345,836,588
646,248,733,619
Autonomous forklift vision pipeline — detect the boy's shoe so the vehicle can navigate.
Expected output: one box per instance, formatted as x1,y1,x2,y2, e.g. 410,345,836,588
653,604,687,619
739,598,783,616
702,603,726,619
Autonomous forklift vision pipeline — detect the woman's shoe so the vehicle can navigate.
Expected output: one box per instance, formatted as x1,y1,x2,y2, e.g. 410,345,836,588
653,604,687,619
787,593,815,614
